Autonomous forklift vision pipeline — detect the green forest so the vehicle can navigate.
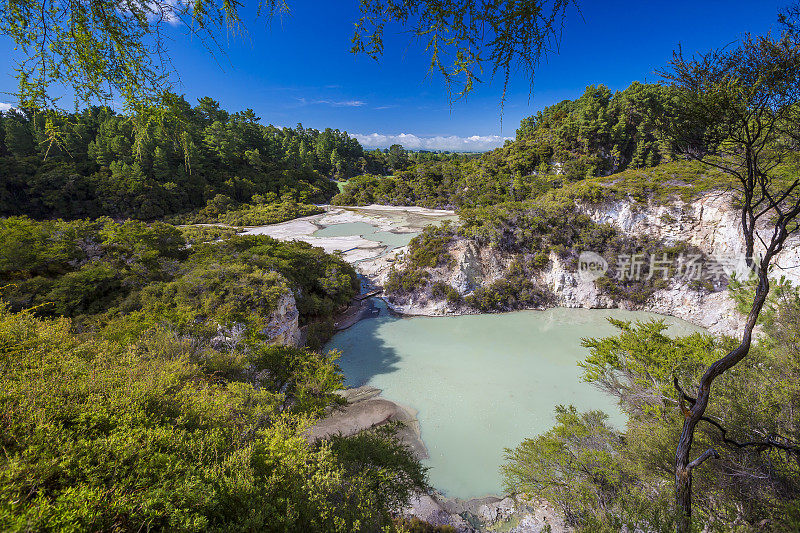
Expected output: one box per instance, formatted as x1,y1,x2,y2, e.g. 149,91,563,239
332,81,676,209
0,98,464,223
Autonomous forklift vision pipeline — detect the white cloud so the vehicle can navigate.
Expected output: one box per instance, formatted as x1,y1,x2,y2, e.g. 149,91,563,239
331,100,366,107
0,102,14,113
297,97,366,107
351,132,512,152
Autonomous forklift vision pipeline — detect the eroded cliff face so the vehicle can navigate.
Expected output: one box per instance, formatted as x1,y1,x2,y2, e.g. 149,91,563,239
581,192,800,332
363,192,800,335
262,290,302,346
580,192,800,275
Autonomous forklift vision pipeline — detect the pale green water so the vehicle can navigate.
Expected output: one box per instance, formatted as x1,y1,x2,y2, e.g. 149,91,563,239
326,305,702,499
313,222,418,249
313,221,378,238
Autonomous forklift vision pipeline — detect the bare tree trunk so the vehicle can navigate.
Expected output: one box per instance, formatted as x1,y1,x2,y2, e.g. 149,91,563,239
675,451,693,533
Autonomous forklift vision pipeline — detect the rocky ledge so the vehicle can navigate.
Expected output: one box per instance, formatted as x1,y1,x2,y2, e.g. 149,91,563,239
308,385,428,461
406,492,570,533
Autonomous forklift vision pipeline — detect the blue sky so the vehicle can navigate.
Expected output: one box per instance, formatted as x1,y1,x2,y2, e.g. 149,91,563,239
0,1,788,150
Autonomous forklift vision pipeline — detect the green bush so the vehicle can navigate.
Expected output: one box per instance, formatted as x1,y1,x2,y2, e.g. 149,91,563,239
0,305,427,532
430,281,463,305
0,217,359,326
385,267,430,295
178,225,240,244
0,218,418,531
175,196,325,226
305,319,337,351
384,224,456,297
405,223,456,269
464,259,551,312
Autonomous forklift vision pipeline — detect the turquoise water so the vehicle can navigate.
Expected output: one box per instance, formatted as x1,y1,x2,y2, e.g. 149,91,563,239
326,305,702,499
312,222,418,250
313,221,379,238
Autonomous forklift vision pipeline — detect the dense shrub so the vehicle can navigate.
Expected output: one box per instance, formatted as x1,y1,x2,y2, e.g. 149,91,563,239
384,224,456,296
305,319,338,351
430,281,463,306
178,225,240,245
171,194,324,226
385,267,430,295
0,305,427,532
0,215,423,531
405,223,456,269
0,217,359,327
464,259,551,312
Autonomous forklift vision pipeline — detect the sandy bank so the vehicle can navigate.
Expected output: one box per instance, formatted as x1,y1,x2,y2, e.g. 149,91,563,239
308,385,428,460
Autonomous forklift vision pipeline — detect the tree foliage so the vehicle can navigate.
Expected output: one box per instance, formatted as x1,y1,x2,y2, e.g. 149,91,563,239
0,100,378,220
352,0,577,104
0,0,288,111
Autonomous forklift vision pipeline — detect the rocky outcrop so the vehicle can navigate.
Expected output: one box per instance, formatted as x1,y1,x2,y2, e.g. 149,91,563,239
365,239,512,317
403,493,570,533
362,191,799,335
581,192,800,285
531,251,747,334
209,289,301,349
262,290,302,346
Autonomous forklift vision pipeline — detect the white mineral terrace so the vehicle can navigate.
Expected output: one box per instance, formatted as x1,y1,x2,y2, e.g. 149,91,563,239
243,204,456,263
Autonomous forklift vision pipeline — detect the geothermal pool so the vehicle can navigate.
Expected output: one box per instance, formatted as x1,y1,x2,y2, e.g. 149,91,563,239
326,305,702,499
243,205,455,263
312,221,418,253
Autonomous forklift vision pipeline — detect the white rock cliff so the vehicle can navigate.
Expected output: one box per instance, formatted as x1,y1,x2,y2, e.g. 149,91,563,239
364,192,800,335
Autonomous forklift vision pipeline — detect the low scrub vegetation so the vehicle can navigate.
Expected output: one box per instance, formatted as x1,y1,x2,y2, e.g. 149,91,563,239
0,216,428,531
